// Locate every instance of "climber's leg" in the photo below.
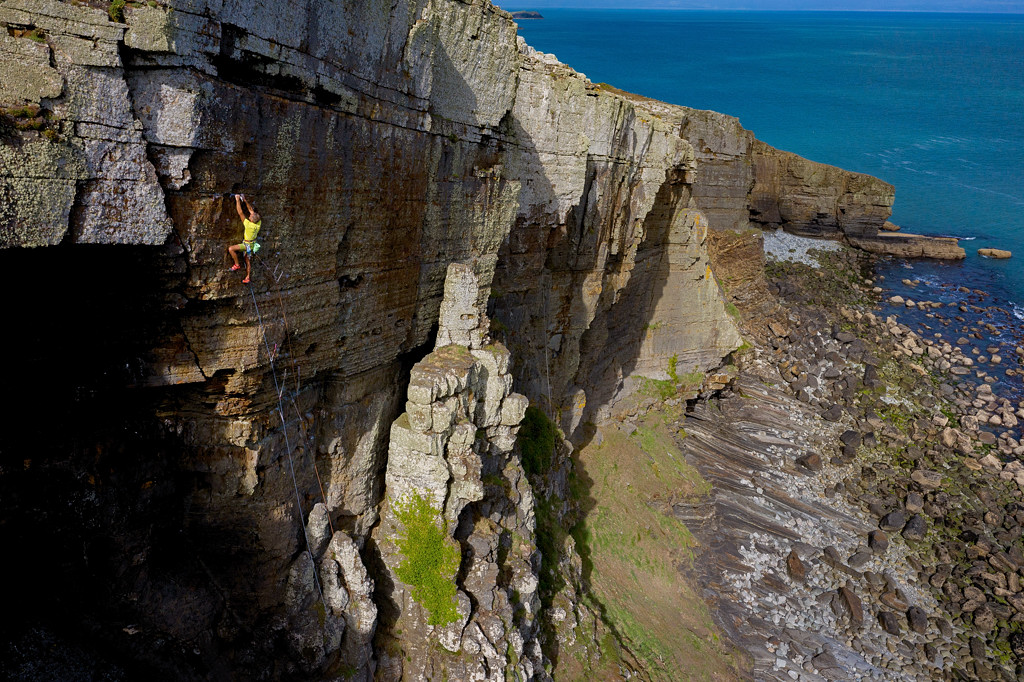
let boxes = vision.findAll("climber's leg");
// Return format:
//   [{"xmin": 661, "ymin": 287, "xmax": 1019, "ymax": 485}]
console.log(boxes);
[
  {"xmin": 242, "ymin": 246, "xmax": 252, "ymax": 284},
  {"xmin": 228, "ymin": 243, "xmax": 242, "ymax": 270}
]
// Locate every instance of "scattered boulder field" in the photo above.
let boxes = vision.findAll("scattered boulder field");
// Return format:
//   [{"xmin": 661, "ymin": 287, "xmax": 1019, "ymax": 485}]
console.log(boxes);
[{"xmin": 674, "ymin": 243, "xmax": 1024, "ymax": 681}]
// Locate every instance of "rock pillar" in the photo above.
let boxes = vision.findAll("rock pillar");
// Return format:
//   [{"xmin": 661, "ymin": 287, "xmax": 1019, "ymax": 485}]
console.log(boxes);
[{"xmin": 372, "ymin": 263, "xmax": 540, "ymax": 681}]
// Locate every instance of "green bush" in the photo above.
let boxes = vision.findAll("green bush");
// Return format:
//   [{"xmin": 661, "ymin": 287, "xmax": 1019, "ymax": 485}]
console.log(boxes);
[
  {"xmin": 109, "ymin": 0, "xmax": 126, "ymax": 22},
  {"xmin": 393, "ymin": 493, "xmax": 461, "ymax": 626},
  {"xmin": 519, "ymin": 406, "xmax": 557, "ymax": 476}
]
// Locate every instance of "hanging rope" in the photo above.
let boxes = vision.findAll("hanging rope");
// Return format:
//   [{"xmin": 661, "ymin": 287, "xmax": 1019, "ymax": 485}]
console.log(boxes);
[
  {"xmin": 543, "ymin": 272, "xmax": 553, "ymax": 415},
  {"xmin": 252, "ymin": 253, "xmax": 334, "ymax": 536},
  {"xmin": 248, "ymin": 282, "xmax": 326, "ymax": 605}
]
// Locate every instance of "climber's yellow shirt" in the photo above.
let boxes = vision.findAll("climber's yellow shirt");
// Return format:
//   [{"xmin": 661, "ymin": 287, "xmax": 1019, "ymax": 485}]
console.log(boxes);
[{"xmin": 243, "ymin": 218, "xmax": 261, "ymax": 242}]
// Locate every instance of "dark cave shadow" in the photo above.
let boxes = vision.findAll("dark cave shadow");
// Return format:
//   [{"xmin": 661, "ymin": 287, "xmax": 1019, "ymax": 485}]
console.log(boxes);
[{"xmin": 0, "ymin": 244, "xmax": 234, "ymax": 680}]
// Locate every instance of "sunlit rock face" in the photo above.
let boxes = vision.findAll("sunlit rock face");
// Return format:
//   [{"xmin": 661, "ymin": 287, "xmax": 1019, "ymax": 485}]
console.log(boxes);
[{"xmin": 0, "ymin": 0, "xmax": 888, "ymax": 678}]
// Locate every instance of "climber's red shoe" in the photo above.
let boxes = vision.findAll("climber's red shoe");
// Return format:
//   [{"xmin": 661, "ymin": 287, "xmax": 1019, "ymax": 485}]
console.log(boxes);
[
  {"xmin": 230, "ymin": 264, "xmax": 241, "ymax": 271},
  {"xmin": 242, "ymin": 276, "xmax": 250, "ymax": 284}
]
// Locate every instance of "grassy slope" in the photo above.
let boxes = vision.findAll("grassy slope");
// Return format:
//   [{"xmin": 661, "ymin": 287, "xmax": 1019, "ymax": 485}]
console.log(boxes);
[{"xmin": 555, "ymin": 413, "xmax": 746, "ymax": 681}]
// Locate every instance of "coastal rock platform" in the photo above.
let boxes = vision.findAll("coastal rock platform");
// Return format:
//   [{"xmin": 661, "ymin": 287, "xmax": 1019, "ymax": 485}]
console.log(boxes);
[
  {"xmin": 678, "ymin": 373, "xmax": 945, "ymax": 681},
  {"xmin": 848, "ymin": 232, "xmax": 966, "ymax": 260}
]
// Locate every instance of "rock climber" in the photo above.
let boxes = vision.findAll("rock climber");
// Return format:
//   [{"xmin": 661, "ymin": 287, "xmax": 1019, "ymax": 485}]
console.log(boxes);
[{"xmin": 228, "ymin": 193, "xmax": 261, "ymax": 284}]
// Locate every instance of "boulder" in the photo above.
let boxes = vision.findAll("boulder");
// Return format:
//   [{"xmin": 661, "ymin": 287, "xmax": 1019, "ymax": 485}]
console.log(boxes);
[
  {"xmin": 880, "ymin": 592, "xmax": 908, "ymax": 611},
  {"xmin": 978, "ymin": 248, "xmax": 1012, "ymax": 259},
  {"xmin": 811, "ymin": 651, "xmax": 850, "ymax": 680},
  {"xmin": 973, "ymin": 603, "xmax": 997, "ymax": 632},
  {"xmin": 1010, "ymin": 632, "xmax": 1024, "ymax": 661},
  {"xmin": 878, "ymin": 610, "xmax": 901, "ymax": 635},
  {"xmin": 906, "ymin": 606, "xmax": 928, "ymax": 634},
  {"xmin": 848, "ymin": 551, "xmax": 872, "ymax": 568},
  {"xmin": 879, "ymin": 510, "xmax": 908, "ymax": 531},
  {"xmin": 797, "ymin": 452, "xmax": 823, "ymax": 472},
  {"xmin": 902, "ymin": 514, "xmax": 927, "ymax": 542},
  {"xmin": 822, "ymin": 404, "xmax": 844, "ymax": 422},
  {"xmin": 787, "ymin": 550, "xmax": 806, "ymax": 583},
  {"xmin": 838, "ymin": 585, "xmax": 864, "ymax": 625},
  {"xmin": 868, "ymin": 530, "xmax": 889, "ymax": 554},
  {"xmin": 840, "ymin": 430, "xmax": 862, "ymax": 447},
  {"xmin": 910, "ymin": 469, "xmax": 943, "ymax": 490},
  {"xmin": 768, "ymin": 319, "xmax": 790, "ymax": 338}
]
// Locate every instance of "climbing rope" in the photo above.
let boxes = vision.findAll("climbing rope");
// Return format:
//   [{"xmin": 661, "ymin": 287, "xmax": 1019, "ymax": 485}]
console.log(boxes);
[
  {"xmin": 252, "ymin": 253, "xmax": 335, "ymax": 536},
  {"xmin": 248, "ymin": 282, "xmax": 326, "ymax": 605},
  {"xmin": 543, "ymin": 272, "xmax": 553, "ymax": 414}
]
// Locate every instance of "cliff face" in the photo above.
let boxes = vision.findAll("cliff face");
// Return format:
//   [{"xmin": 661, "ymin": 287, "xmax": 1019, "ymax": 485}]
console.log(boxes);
[{"xmin": 0, "ymin": 1, "xmax": 892, "ymax": 679}]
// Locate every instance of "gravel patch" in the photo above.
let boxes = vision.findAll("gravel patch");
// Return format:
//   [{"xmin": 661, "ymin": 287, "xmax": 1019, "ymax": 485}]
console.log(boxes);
[{"xmin": 764, "ymin": 229, "xmax": 843, "ymax": 266}]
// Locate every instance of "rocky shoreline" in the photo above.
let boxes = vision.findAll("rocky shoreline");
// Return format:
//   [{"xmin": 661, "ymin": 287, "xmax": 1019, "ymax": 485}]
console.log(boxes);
[{"xmin": 670, "ymin": 241, "xmax": 1024, "ymax": 680}]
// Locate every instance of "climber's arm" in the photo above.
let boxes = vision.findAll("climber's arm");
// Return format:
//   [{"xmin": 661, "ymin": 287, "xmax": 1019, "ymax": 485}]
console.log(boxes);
[
  {"xmin": 242, "ymin": 195, "xmax": 260, "ymax": 223},
  {"xmin": 234, "ymin": 194, "xmax": 247, "ymax": 222},
  {"xmin": 242, "ymin": 195, "xmax": 257, "ymax": 216}
]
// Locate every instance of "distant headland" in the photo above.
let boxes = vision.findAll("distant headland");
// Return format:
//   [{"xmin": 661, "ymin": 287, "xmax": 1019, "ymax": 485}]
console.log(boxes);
[{"xmin": 510, "ymin": 11, "xmax": 543, "ymax": 19}]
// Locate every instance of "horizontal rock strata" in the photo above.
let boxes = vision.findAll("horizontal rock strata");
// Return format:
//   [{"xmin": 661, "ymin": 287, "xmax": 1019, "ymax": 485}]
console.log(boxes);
[{"xmin": 0, "ymin": 0, "xmax": 903, "ymax": 678}]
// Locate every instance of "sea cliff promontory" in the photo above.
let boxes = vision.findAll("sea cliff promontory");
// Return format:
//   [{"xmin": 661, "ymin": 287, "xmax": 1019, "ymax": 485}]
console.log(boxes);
[{"xmin": 2, "ymin": 1, "xmax": 986, "ymax": 680}]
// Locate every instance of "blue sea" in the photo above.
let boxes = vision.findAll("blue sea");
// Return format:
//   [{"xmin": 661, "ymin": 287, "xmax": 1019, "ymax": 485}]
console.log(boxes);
[{"xmin": 509, "ymin": 10, "xmax": 1024, "ymax": 320}]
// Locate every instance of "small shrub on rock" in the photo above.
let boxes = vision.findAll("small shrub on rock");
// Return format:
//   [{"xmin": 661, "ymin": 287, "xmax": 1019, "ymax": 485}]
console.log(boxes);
[{"xmin": 108, "ymin": 0, "xmax": 126, "ymax": 22}]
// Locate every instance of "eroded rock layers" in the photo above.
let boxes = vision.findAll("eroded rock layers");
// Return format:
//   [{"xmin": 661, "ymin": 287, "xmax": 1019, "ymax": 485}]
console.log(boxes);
[{"xmin": 0, "ymin": 0, "xmax": 892, "ymax": 679}]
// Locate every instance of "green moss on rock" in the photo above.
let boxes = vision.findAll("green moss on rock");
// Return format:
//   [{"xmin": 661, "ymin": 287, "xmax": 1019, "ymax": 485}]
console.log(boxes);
[{"xmin": 393, "ymin": 493, "xmax": 461, "ymax": 626}]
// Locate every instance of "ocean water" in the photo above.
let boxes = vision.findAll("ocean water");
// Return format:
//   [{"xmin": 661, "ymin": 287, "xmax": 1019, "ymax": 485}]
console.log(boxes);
[{"xmin": 510, "ymin": 10, "xmax": 1024, "ymax": 314}]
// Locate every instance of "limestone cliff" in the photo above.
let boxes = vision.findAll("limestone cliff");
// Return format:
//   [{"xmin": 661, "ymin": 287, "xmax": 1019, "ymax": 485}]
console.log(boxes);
[{"xmin": 0, "ymin": 1, "xmax": 892, "ymax": 679}]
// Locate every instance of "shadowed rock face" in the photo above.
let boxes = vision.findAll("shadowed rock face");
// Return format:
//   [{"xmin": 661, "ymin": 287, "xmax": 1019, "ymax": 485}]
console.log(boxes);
[{"xmin": 0, "ymin": 0, "xmax": 891, "ymax": 678}]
